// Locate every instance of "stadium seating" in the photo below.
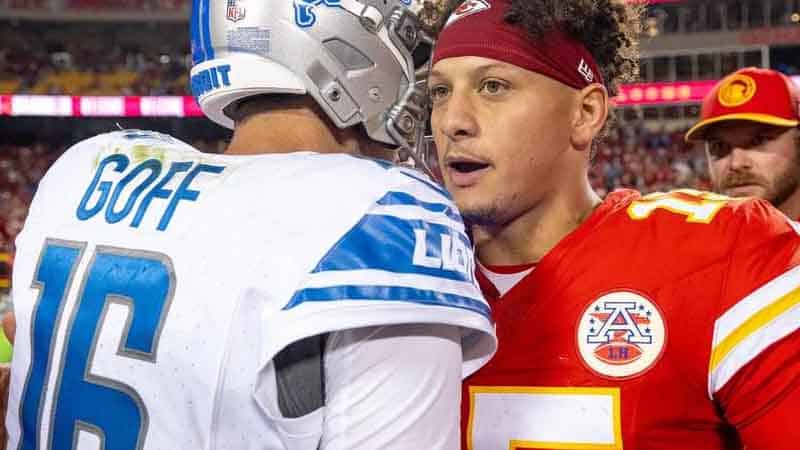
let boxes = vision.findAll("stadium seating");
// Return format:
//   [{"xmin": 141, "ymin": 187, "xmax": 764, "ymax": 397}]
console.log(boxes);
[{"xmin": 0, "ymin": 23, "xmax": 189, "ymax": 96}]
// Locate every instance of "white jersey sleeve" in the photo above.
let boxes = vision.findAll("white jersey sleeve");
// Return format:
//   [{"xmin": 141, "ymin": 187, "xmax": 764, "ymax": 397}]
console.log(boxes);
[{"xmin": 262, "ymin": 163, "xmax": 495, "ymax": 378}]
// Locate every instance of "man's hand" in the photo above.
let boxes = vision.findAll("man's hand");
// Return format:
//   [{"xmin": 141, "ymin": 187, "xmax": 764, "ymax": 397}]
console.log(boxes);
[
  {"xmin": 2, "ymin": 313, "xmax": 13, "ymax": 345},
  {"xmin": 0, "ymin": 311, "xmax": 14, "ymax": 450}
]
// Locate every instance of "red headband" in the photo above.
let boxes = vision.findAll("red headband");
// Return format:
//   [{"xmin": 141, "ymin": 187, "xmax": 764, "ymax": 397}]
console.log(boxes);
[{"xmin": 432, "ymin": 0, "xmax": 604, "ymax": 90}]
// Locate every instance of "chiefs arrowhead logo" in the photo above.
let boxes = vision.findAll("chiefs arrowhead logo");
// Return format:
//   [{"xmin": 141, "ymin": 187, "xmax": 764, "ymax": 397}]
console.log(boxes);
[{"xmin": 444, "ymin": 0, "xmax": 491, "ymax": 28}]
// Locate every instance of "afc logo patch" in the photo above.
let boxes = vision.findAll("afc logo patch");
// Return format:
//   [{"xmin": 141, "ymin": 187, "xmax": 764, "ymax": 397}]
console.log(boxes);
[{"xmin": 576, "ymin": 291, "xmax": 667, "ymax": 379}]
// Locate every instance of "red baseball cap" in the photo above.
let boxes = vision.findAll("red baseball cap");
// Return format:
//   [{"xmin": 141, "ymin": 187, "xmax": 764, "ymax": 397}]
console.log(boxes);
[{"xmin": 685, "ymin": 67, "xmax": 800, "ymax": 142}]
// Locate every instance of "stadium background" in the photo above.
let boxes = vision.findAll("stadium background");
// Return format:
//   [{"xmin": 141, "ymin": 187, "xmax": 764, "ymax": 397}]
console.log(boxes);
[{"xmin": 0, "ymin": 0, "xmax": 799, "ymax": 302}]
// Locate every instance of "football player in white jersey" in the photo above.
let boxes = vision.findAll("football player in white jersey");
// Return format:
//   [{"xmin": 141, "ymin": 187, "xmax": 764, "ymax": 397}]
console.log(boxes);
[{"xmin": 2, "ymin": 1, "xmax": 496, "ymax": 449}]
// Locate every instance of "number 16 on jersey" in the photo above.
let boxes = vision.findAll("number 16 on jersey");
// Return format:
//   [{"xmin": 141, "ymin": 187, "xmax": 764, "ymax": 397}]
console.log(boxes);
[{"xmin": 18, "ymin": 239, "xmax": 174, "ymax": 450}]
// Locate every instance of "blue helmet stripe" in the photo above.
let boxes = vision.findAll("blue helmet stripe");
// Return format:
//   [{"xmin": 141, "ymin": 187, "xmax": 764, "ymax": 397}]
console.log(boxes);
[
  {"xmin": 201, "ymin": 0, "xmax": 215, "ymax": 60},
  {"xmin": 284, "ymin": 285, "xmax": 491, "ymax": 319},
  {"xmin": 190, "ymin": 0, "xmax": 204, "ymax": 64}
]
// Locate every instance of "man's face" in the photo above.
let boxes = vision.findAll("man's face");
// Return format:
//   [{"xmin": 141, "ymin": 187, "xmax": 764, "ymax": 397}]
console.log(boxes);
[
  {"xmin": 705, "ymin": 122, "xmax": 800, "ymax": 208},
  {"xmin": 428, "ymin": 56, "xmax": 577, "ymax": 226}
]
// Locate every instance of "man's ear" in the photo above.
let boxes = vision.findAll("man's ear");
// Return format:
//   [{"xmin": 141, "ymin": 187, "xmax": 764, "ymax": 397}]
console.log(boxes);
[{"xmin": 571, "ymin": 83, "xmax": 609, "ymax": 152}]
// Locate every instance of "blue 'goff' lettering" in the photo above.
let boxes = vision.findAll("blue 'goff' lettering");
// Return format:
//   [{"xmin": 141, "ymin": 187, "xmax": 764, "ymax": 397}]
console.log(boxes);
[
  {"xmin": 77, "ymin": 154, "xmax": 129, "ymax": 220},
  {"xmin": 105, "ymin": 159, "xmax": 162, "ymax": 224},
  {"xmin": 76, "ymin": 154, "xmax": 225, "ymax": 231}
]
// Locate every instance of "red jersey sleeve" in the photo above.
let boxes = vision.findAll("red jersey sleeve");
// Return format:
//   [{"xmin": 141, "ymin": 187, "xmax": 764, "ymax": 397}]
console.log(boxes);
[
  {"xmin": 737, "ymin": 371, "xmax": 800, "ymax": 450},
  {"xmin": 709, "ymin": 199, "xmax": 800, "ymax": 428}
]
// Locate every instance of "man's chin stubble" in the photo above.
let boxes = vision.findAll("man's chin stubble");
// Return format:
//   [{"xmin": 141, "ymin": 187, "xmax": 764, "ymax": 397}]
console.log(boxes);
[{"xmin": 462, "ymin": 205, "xmax": 503, "ymax": 227}]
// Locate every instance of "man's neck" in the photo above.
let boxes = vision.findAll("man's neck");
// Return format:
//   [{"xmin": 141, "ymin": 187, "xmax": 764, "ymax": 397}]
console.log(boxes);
[
  {"xmin": 472, "ymin": 178, "xmax": 601, "ymax": 266},
  {"xmin": 225, "ymin": 107, "xmax": 358, "ymax": 156}
]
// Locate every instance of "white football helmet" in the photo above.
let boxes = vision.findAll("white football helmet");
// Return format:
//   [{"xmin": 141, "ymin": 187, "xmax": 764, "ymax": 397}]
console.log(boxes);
[{"xmin": 190, "ymin": 0, "xmax": 434, "ymax": 162}]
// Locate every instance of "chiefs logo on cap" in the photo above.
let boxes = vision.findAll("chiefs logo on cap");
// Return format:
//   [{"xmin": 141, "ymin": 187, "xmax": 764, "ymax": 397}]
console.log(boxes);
[
  {"xmin": 444, "ymin": 0, "xmax": 491, "ymax": 28},
  {"xmin": 685, "ymin": 67, "xmax": 800, "ymax": 142},
  {"xmin": 718, "ymin": 74, "xmax": 757, "ymax": 108}
]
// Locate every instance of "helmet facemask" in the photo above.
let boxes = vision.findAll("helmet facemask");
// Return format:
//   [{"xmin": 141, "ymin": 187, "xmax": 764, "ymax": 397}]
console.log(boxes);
[{"xmin": 383, "ymin": 6, "xmax": 437, "ymax": 175}]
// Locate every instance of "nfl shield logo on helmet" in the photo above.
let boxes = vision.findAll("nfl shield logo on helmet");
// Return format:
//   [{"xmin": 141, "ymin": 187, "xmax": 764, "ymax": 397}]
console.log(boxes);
[
  {"xmin": 577, "ymin": 291, "xmax": 667, "ymax": 379},
  {"xmin": 226, "ymin": 0, "xmax": 246, "ymax": 22}
]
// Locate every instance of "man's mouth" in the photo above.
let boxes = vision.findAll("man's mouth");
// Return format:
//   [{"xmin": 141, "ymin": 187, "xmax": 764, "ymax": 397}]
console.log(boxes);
[
  {"xmin": 444, "ymin": 156, "xmax": 491, "ymax": 188},
  {"xmin": 723, "ymin": 182, "xmax": 762, "ymax": 195},
  {"xmin": 448, "ymin": 160, "xmax": 491, "ymax": 173},
  {"xmin": 724, "ymin": 180, "xmax": 760, "ymax": 189}
]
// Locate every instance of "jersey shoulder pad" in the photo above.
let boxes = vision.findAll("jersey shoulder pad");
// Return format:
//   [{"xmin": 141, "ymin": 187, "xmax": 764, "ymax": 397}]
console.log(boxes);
[
  {"xmin": 619, "ymin": 189, "xmax": 796, "ymax": 246},
  {"xmin": 722, "ymin": 195, "xmax": 797, "ymax": 234},
  {"xmin": 55, "ymin": 129, "xmax": 197, "ymax": 169}
]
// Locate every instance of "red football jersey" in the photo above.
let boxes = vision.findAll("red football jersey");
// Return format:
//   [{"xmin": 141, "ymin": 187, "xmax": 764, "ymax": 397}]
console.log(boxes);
[{"xmin": 463, "ymin": 189, "xmax": 800, "ymax": 450}]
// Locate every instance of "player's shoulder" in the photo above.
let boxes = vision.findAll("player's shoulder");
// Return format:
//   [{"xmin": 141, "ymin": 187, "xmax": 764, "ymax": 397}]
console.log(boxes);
[
  {"xmin": 66, "ymin": 129, "xmax": 194, "ymax": 154},
  {"xmin": 718, "ymin": 195, "xmax": 799, "ymax": 236},
  {"xmin": 605, "ymin": 188, "xmax": 797, "ymax": 243},
  {"xmin": 50, "ymin": 129, "xmax": 198, "ymax": 175},
  {"xmin": 323, "ymin": 155, "xmax": 454, "ymax": 202},
  {"xmin": 291, "ymin": 155, "xmax": 458, "ymax": 220},
  {"xmin": 272, "ymin": 157, "xmax": 492, "ymax": 370},
  {"xmin": 376, "ymin": 162, "xmax": 457, "ymax": 213}
]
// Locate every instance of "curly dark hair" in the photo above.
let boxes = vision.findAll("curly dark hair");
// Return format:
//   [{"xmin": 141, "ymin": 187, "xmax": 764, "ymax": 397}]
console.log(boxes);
[
  {"xmin": 499, "ymin": 0, "xmax": 642, "ymax": 152},
  {"xmin": 503, "ymin": 0, "xmax": 642, "ymax": 97}
]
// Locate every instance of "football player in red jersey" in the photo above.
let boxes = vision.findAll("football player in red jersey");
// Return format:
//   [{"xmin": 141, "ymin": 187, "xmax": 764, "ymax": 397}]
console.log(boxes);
[
  {"xmin": 428, "ymin": 0, "xmax": 800, "ymax": 449},
  {"xmin": 686, "ymin": 67, "xmax": 800, "ymax": 220}
]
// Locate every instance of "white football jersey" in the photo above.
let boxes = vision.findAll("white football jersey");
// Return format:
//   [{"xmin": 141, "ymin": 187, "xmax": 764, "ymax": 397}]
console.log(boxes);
[{"xmin": 6, "ymin": 130, "xmax": 495, "ymax": 450}]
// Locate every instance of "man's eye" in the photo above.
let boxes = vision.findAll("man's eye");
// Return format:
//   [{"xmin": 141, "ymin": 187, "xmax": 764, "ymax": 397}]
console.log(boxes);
[
  {"xmin": 752, "ymin": 135, "xmax": 771, "ymax": 147},
  {"xmin": 429, "ymin": 85, "xmax": 449, "ymax": 101},
  {"xmin": 707, "ymin": 141, "xmax": 730, "ymax": 159},
  {"xmin": 479, "ymin": 80, "xmax": 507, "ymax": 95}
]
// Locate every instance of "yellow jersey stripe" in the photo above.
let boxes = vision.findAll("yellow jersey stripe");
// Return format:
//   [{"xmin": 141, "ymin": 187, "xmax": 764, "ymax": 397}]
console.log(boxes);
[
  {"xmin": 713, "ymin": 266, "xmax": 800, "ymax": 348},
  {"xmin": 710, "ymin": 285, "xmax": 800, "ymax": 372}
]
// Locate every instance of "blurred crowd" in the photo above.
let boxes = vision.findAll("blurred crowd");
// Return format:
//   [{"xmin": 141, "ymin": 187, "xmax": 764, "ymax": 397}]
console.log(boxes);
[
  {"xmin": 0, "ymin": 22, "xmax": 190, "ymax": 95},
  {"xmin": 2, "ymin": 0, "xmax": 187, "ymax": 10},
  {"xmin": 0, "ymin": 142, "xmax": 60, "ymax": 252},
  {"xmin": 590, "ymin": 124, "xmax": 710, "ymax": 197},
  {"xmin": 0, "ymin": 127, "xmax": 708, "ymax": 252}
]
